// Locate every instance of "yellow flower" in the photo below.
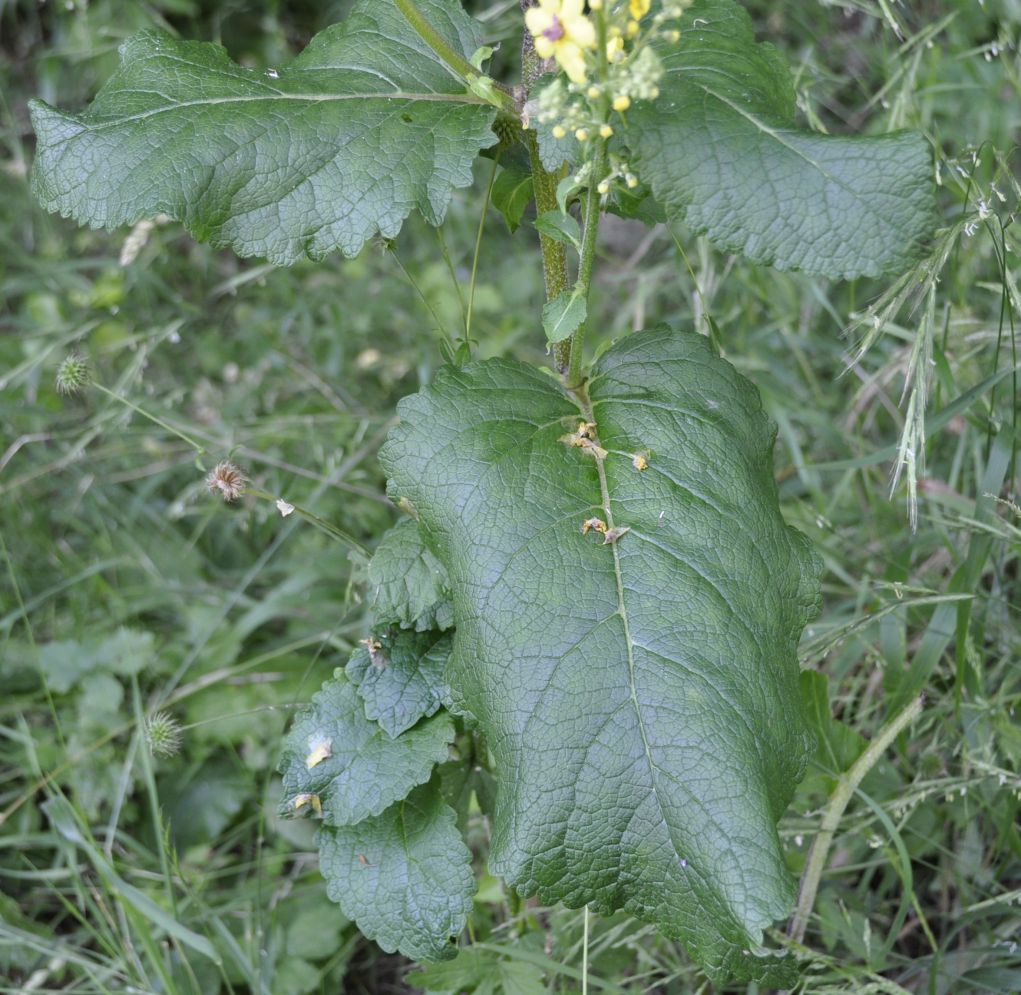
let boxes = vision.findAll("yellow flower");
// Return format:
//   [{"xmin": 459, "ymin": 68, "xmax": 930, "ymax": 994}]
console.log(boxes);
[
  {"xmin": 525, "ymin": 0, "xmax": 597, "ymax": 84},
  {"xmin": 606, "ymin": 35, "xmax": 624, "ymax": 63},
  {"xmin": 629, "ymin": 0, "xmax": 651, "ymax": 17}
]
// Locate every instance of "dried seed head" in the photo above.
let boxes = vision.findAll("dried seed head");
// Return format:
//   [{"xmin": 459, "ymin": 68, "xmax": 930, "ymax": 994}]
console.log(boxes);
[
  {"xmin": 55, "ymin": 353, "xmax": 91, "ymax": 395},
  {"xmin": 206, "ymin": 460, "xmax": 247, "ymax": 502},
  {"xmin": 145, "ymin": 711, "xmax": 183, "ymax": 758}
]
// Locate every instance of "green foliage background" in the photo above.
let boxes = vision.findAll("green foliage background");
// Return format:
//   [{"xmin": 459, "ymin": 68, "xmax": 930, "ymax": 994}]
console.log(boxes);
[{"xmin": 1, "ymin": 1, "xmax": 1019, "ymax": 993}]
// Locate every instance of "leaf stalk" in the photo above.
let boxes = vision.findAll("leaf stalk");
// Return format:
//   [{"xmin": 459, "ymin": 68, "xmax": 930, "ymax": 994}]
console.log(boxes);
[{"xmin": 393, "ymin": 0, "xmax": 516, "ymax": 112}]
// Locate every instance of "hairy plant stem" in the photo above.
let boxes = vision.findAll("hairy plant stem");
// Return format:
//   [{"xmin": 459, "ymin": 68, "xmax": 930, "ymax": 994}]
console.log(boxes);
[
  {"xmin": 525, "ymin": 131, "xmax": 572, "ymax": 372},
  {"xmin": 393, "ymin": 0, "xmax": 516, "ymax": 112},
  {"xmin": 565, "ymin": 7, "xmax": 611, "ymax": 387},
  {"xmin": 788, "ymin": 695, "xmax": 925, "ymax": 945},
  {"xmin": 520, "ymin": 3, "xmax": 572, "ymax": 374},
  {"xmin": 567, "ymin": 143, "xmax": 607, "ymax": 387}
]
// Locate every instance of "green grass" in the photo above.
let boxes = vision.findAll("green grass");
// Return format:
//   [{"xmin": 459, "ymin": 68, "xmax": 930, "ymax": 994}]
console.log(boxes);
[{"xmin": 1, "ymin": 1, "xmax": 1019, "ymax": 993}]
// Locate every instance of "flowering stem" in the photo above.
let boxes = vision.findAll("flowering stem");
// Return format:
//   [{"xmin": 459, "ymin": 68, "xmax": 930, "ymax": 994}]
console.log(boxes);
[
  {"xmin": 393, "ymin": 0, "xmax": 516, "ymax": 112},
  {"xmin": 248, "ymin": 486, "xmax": 371, "ymax": 558},
  {"xmin": 566, "ymin": 7, "xmax": 611, "ymax": 387},
  {"xmin": 787, "ymin": 694, "xmax": 925, "ymax": 945},
  {"xmin": 526, "ymin": 132, "xmax": 572, "ymax": 374},
  {"xmin": 567, "ymin": 144, "xmax": 606, "ymax": 387},
  {"xmin": 521, "ymin": 5, "xmax": 573, "ymax": 374}
]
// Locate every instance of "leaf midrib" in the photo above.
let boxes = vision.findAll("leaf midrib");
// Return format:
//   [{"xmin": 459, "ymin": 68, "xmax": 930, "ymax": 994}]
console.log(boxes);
[
  {"xmin": 56, "ymin": 89, "xmax": 486, "ymax": 134},
  {"xmin": 574, "ymin": 391, "xmax": 671, "ymax": 834}
]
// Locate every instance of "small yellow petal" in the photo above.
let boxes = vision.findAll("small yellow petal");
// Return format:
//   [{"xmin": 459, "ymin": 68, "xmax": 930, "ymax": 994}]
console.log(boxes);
[
  {"xmin": 612, "ymin": 94, "xmax": 631, "ymax": 111},
  {"xmin": 599, "ymin": 124, "xmax": 614, "ymax": 138},
  {"xmin": 552, "ymin": 124, "xmax": 567, "ymax": 139},
  {"xmin": 525, "ymin": 8, "xmax": 554, "ymax": 36},
  {"xmin": 567, "ymin": 15, "xmax": 597, "ymax": 48},
  {"xmin": 629, "ymin": 0, "xmax": 651, "ymax": 18},
  {"xmin": 558, "ymin": 43, "xmax": 589, "ymax": 83},
  {"xmin": 534, "ymin": 35, "xmax": 555, "ymax": 59},
  {"xmin": 575, "ymin": 127, "xmax": 590, "ymax": 141}
]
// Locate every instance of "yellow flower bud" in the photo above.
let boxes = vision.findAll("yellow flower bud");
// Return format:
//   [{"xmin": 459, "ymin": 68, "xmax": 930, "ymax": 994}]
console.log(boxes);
[
  {"xmin": 599, "ymin": 124, "xmax": 614, "ymax": 138},
  {"xmin": 552, "ymin": 124, "xmax": 567, "ymax": 139},
  {"xmin": 587, "ymin": 85, "xmax": 602, "ymax": 99},
  {"xmin": 612, "ymin": 94, "xmax": 631, "ymax": 111},
  {"xmin": 626, "ymin": 174, "xmax": 639, "ymax": 189},
  {"xmin": 627, "ymin": 19, "xmax": 640, "ymax": 36},
  {"xmin": 575, "ymin": 127, "xmax": 590, "ymax": 141},
  {"xmin": 629, "ymin": 0, "xmax": 651, "ymax": 17},
  {"xmin": 650, "ymin": 87, "xmax": 660, "ymax": 100},
  {"xmin": 597, "ymin": 180, "xmax": 610, "ymax": 195},
  {"xmin": 667, "ymin": 29, "xmax": 682, "ymax": 43}
]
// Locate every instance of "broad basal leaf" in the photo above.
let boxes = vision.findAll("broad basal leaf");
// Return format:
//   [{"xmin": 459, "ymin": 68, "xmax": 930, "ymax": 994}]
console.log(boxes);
[
  {"xmin": 369, "ymin": 518, "xmax": 454, "ymax": 631},
  {"xmin": 29, "ymin": 0, "xmax": 497, "ymax": 264},
  {"xmin": 347, "ymin": 629, "xmax": 452, "ymax": 738},
  {"xmin": 279, "ymin": 672, "xmax": 452, "ymax": 826},
  {"xmin": 627, "ymin": 0, "xmax": 935, "ymax": 279},
  {"xmin": 381, "ymin": 326, "xmax": 820, "ymax": 983},
  {"xmin": 318, "ymin": 780, "xmax": 475, "ymax": 962}
]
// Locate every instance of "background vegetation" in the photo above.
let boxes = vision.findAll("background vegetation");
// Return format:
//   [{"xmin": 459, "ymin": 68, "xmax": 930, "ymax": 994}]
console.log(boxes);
[{"xmin": 1, "ymin": 1, "xmax": 1018, "ymax": 992}]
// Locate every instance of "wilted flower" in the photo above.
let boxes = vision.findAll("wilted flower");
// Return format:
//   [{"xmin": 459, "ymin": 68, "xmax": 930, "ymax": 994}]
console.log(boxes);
[
  {"xmin": 206, "ymin": 460, "xmax": 247, "ymax": 502},
  {"xmin": 525, "ymin": 0, "xmax": 596, "ymax": 84}
]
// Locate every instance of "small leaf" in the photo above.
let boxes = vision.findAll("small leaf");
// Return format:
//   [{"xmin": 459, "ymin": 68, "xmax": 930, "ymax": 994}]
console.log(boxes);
[
  {"xmin": 491, "ymin": 166, "xmax": 534, "ymax": 234},
  {"xmin": 533, "ymin": 210, "xmax": 581, "ymax": 249},
  {"xmin": 627, "ymin": 0, "xmax": 936, "ymax": 278},
  {"xmin": 347, "ymin": 630, "xmax": 452, "ymax": 738},
  {"xmin": 318, "ymin": 781, "xmax": 475, "ymax": 962},
  {"xmin": 369, "ymin": 519, "xmax": 453, "ymax": 632},
  {"xmin": 279, "ymin": 673, "xmax": 452, "ymax": 826},
  {"xmin": 531, "ymin": 75, "xmax": 581, "ymax": 172},
  {"xmin": 542, "ymin": 289, "xmax": 587, "ymax": 345},
  {"xmin": 30, "ymin": 1, "xmax": 497, "ymax": 265},
  {"xmin": 800, "ymin": 670, "xmax": 867, "ymax": 777},
  {"xmin": 381, "ymin": 326, "xmax": 821, "ymax": 983}
]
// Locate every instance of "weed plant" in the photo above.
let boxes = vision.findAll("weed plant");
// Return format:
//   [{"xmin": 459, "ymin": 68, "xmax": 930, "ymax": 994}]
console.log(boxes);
[{"xmin": 1, "ymin": 1, "xmax": 1019, "ymax": 993}]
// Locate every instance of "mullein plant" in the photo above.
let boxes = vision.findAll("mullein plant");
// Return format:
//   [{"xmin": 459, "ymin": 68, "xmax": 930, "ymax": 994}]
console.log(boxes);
[{"xmin": 32, "ymin": 0, "xmax": 937, "ymax": 983}]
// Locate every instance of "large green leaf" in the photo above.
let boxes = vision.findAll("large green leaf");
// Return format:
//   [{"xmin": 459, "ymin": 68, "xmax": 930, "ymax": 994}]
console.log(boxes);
[
  {"xmin": 29, "ymin": 0, "xmax": 497, "ymax": 264},
  {"xmin": 318, "ymin": 781, "xmax": 475, "ymax": 962},
  {"xmin": 381, "ymin": 326, "xmax": 820, "ymax": 982},
  {"xmin": 627, "ymin": 0, "xmax": 935, "ymax": 279},
  {"xmin": 278, "ymin": 672, "xmax": 452, "ymax": 826}
]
